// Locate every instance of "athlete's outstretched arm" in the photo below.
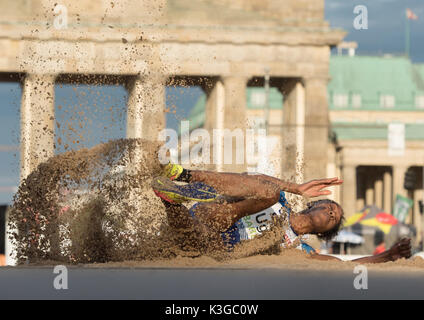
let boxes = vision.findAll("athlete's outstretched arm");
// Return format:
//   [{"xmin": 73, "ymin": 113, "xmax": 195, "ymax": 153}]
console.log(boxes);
[
  {"xmin": 309, "ymin": 238, "xmax": 411, "ymax": 264},
  {"xmin": 190, "ymin": 170, "xmax": 342, "ymax": 199},
  {"xmin": 251, "ymin": 174, "xmax": 343, "ymax": 198}
]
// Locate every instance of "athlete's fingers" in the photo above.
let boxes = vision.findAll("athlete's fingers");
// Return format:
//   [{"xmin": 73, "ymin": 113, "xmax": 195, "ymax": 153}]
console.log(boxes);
[
  {"xmin": 313, "ymin": 177, "xmax": 337, "ymax": 184},
  {"xmin": 400, "ymin": 245, "xmax": 411, "ymax": 253},
  {"xmin": 394, "ymin": 238, "xmax": 412, "ymax": 256},
  {"xmin": 399, "ymin": 238, "xmax": 411, "ymax": 245},
  {"xmin": 324, "ymin": 178, "xmax": 343, "ymax": 186},
  {"xmin": 317, "ymin": 190, "xmax": 332, "ymax": 196},
  {"xmin": 400, "ymin": 245, "xmax": 412, "ymax": 256},
  {"xmin": 401, "ymin": 242, "xmax": 411, "ymax": 250},
  {"xmin": 331, "ymin": 179, "xmax": 343, "ymax": 185},
  {"xmin": 313, "ymin": 178, "xmax": 343, "ymax": 186},
  {"xmin": 317, "ymin": 184, "xmax": 338, "ymax": 192},
  {"xmin": 305, "ymin": 178, "xmax": 329, "ymax": 186},
  {"xmin": 401, "ymin": 248, "xmax": 411, "ymax": 254}
]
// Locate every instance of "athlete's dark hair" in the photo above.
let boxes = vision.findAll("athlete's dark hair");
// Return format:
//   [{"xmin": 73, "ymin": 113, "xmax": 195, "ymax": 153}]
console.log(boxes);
[{"xmin": 303, "ymin": 199, "xmax": 345, "ymax": 241}]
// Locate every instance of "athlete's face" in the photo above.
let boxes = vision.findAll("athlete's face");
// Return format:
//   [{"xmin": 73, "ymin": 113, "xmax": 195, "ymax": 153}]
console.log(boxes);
[{"xmin": 307, "ymin": 202, "xmax": 343, "ymax": 234}]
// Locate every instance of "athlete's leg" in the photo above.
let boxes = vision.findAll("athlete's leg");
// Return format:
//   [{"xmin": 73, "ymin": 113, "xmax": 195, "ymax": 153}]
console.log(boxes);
[
  {"xmin": 160, "ymin": 184, "xmax": 280, "ymax": 233},
  {"xmin": 189, "ymin": 170, "xmax": 280, "ymax": 200},
  {"xmin": 157, "ymin": 168, "xmax": 282, "ymax": 231},
  {"xmin": 190, "ymin": 191, "xmax": 280, "ymax": 232}
]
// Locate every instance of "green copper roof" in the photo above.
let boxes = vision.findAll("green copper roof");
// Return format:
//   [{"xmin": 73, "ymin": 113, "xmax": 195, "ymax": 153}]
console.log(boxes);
[
  {"xmin": 332, "ymin": 122, "xmax": 424, "ymax": 141},
  {"xmin": 328, "ymin": 56, "xmax": 424, "ymax": 110},
  {"xmin": 412, "ymin": 63, "xmax": 424, "ymax": 91}
]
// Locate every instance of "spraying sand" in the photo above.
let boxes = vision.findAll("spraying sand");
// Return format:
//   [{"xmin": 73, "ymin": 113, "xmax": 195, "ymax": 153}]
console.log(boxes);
[{"xmin": 8, "ymin": 138, "xmax": 287, "ymax": 264}]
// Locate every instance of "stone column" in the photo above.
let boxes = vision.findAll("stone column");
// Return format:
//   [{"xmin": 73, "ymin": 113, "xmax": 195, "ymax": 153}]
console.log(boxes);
[
  {"xmin": 383, "ymin": 170, "xmax": 392, "ymax": 213},
  {"xmin": 342, "ymin": 164, "xmax": 356, "ymax": 218},
  {"xmin": 203, "ymin": 78, "xmax": 224, "ymax": 170},
  {"xmin": 280, "ymin": 79, "xmax": 304, "ymax": 182},
  {"xmin": 204, "ymin": 80, "xmax": 219, "ymax": 132},
  {"xmin": 356, "ymin": 197, "xmax": 365, "ymax": 213},
  {"xmin": 303, "ymin": 77, "xmax": 329, "ymax": 181},
  {"xmin": 405, "ymin": 190, "xmax": 414, "ymax": 224},
  {"xmin": 326, "ymin": 160, "xmax": 337, "ymax": 202},
  {"xmin": 126, "ymin": 74, "xmax": 166, "ymax": 141},
  {"xmin": 221, "ymin": 76, "xmax": 248, "ymax": 173},
  {"xmin": 356, "ymin": 170, "xmax": 365, "ymax": 211},
  {"xmin": 365, "ymin": 174, "xmax": 375, "ymax": 206},
  {"xmin": 375, "ymin": 173, "xmax": 383, "ymax": 209},
  {"xmin": 20, "ymin": 73, "xmax": 56, "ymax": 180},
  {"xmin": 393, "ymin": 165, "xmax": 408, "ymax": 201}
]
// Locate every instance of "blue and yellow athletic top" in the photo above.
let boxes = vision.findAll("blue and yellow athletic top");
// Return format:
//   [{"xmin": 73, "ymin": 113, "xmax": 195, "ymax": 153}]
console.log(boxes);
[{"xmin": 189, "ymin": 191, "xmax": 316, "ymax": 254}]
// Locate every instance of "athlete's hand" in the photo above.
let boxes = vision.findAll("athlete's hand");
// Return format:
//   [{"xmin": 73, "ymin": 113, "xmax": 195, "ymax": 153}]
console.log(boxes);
[{"xmin": 297, "ymin": 177, "xmax": 343, "ymax": 198}]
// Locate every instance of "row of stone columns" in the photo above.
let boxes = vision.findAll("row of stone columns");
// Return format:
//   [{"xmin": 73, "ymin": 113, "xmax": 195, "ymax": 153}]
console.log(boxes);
[
  {"xmin": 19, "ymin": 73, "xmax": 166, "ymax": 180},
  {"xmin": 201, "ymin": 75, "xmax": 329, "ymax": 180},
  {"xmin": 360, "ymin": 166, "xmax": 423, "ymax": 245},
  {"xmin": 342, "ymin": 165, "xmax": 422, "ymax": 217},
  {"xmin": 361, "ymin": 168, "xmax": 394, "ymax": 212},
  {"xmin": 20, "ymin": 73, "xmax": 330, "ymax": 187}
]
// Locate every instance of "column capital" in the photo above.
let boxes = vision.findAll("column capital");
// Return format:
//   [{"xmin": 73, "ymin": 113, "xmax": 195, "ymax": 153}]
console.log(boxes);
[
  {"xmin": 135, "ymin": 72, "xmax": 167, "ymax": 83},
  {"xmin": 220, "ymin": 75, "xmax": 249, "ymax": 84},
  {"xmin": 393, "ymin": 164, "xmax": 410, "ymax": 170},
  {"xmin": 22, "ymin": 73, "xmax": 57, "ymax": 84},
  {"xmin": 126, "ymin": 73, "xmax": 167, "ymax": 91},
  {"xmin": 302, "ymin": 75, "xmax": 331, "ymax": 86},
  {"xmin": 342, "ymin": 163, "xmax": 357, "ymax": 169}
]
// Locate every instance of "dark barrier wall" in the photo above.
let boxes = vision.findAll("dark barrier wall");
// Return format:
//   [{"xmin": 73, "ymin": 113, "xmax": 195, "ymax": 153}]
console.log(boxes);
[{"xmin": 0, "ymin": 205, "xmax": 6, "ymax": 254}]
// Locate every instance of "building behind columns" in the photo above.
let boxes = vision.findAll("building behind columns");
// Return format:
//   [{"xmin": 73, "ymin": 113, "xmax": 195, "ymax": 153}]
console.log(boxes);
[{"xmin": 330, "ymin": 54, "xmax": 424, "ymax": 246}]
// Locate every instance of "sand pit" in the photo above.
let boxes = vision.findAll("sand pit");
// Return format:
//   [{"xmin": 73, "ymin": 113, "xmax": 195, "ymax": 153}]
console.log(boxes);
[{"xmin": 82, "ymin": 249, "xmax": 424, "ymax": 274}]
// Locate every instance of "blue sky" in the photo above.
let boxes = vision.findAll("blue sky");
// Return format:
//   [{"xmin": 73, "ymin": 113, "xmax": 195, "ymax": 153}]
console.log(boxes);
[
  {"xmin": 325, "ymin": 0, "xmax": 424, "ymax": 62},
  {"xmin": 0, "ymin": 83, "xmax": 21, "ymax": 204},
  {"xmin": 54, "ymin": 84, "xmax": 128, "ymax": 153},
  {"xmin": 0, "ymin": 1, "xmax": 423, "ymax": 203}
]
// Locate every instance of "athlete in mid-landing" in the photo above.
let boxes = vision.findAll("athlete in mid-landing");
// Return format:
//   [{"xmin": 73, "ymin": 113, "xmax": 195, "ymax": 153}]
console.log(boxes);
[{"xmin": 152, "ymin": 164, "xmax": 411, "ymax": 263}]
